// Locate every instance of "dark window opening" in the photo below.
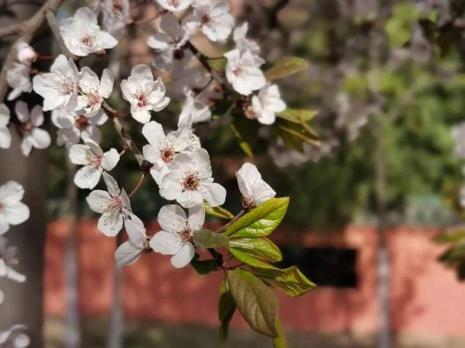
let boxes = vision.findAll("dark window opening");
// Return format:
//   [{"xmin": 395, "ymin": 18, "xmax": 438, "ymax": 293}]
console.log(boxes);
[{"xmin": 279, "ymin": 246, "xmax": 358, "ymax": 288}]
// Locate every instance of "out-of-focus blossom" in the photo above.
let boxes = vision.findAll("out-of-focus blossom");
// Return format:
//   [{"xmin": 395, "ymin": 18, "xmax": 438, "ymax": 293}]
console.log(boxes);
[
  {"xmin": 0, "ymin": 104, "xmax": 11, "ymax": 149},
  {"xmin": 60, "ymin": 7, "xmax": 118, "ymax": 56},
  {"xmin": 14, "ymin": 102, "xmax": 50, "ymax": 156},
  {"xmin": 0, "ymin": 182, "xmax": 29, "ymax": 235}
]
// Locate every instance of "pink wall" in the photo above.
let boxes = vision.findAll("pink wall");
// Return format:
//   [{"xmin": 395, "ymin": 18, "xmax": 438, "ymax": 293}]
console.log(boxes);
[{"xmin": 44, "ymin": 220, "xmax": 465, "ymax": 336}]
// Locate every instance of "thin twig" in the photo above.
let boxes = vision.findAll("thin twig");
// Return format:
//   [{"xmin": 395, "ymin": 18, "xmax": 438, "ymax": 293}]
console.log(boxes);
[
  {"xmin": 0, "ymin": 23, "xmax": 22, "ymax": 38},
  {"xmin": 128, "ymin": 173, "xmax": 146, "ymax": 198},
  {"xmin": 45, "ymin": 10, "xmax": 76, "ymax": 59},
  {"xmin": 102, "ymin": 101, "xmax": 152, "ymax": 172},
  {"xmin": 215, "ymin": 209, "xmax": 245, "ymax": 234},
  {"xmin": 185, "ymin": 41, "xmax": 227, "ymax": 87}
]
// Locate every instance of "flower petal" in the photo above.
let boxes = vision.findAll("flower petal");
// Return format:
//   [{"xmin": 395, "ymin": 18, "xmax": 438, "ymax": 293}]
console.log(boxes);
[
  {"xmin": 86, "ymin": 190, "xmax": 111, "ymax": 213},
  {"xmin": 149, "ymin": 230, "xmax": 182, "ymax": 256},
  {"xmin": 115, "ymin": 241, "xmax": 143, "ymax": 268},
  {"xmin": 74, "ymin": 165, "xmax": 103, "ymax": 189},
  {"xmin": 4, "ymin": 202, "xmax": 29, "ymax": 225},
  {"xmin": 170, "ymin": 242, "xmax": 195, "ymax": 268},
  {"xmin": 102, "ymin": 148, "xmax": 120, "ymax": 171},
  {"xmin": 157, "ymin": 204, "xmax": 187, "ymax": 233},
  {"xmin": 97, "ymin": 210, "xmax": 123, "ymax": 237}
]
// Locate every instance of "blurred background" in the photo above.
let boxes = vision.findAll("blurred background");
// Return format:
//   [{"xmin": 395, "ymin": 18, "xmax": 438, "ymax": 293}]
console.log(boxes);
[{"xmin": 3, "ymin": 0, "xmax": 465, "ymax": 347}]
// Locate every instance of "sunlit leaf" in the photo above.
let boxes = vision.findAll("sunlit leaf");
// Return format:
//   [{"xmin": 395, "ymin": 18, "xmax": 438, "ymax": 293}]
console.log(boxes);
[
  {"xmin": 265, "ymin": 56, "xmax": 310, "ymax": 81},
  {"xmin": 229, "ymin": 238, "xmax": 283, "ymax": 262},
  {"xmin": 225, "ymin": 198, "xmax": 290, "ymax": 238}
]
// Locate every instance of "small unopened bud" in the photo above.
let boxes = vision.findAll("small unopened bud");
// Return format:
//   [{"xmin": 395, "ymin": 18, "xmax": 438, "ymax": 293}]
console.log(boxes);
[{"xmin": 16, "ymin": 42, "xmax": 38, "ymax": 65}]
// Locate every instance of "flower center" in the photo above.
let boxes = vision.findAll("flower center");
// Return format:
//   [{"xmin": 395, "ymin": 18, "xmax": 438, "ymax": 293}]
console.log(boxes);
[
  {"xmin": 179, "ymin": 227, "xmax": 193, "ymax": 242},
  {"xmin": 19, "ymin": 121, "xmax": 33, "ymax": 134},
  {"xmin": 61, "ymin": 79, "xmax": 76, "ymax": 95},
  {"xmin": 233, "ymin": 66, "xmax": 242, "ymax": 76},
  {"xmin": 90, "ymin": 155, "xmax": 102, "ymax": 167},
  {"xmin": 88, "ymin": 93, "xmax": 102, "ymax": 107},
  {"xmin": 242, "ymin": 196, "xmax": 256, "ymax": 210},
  {"xmin": 160, "ymin": 146, "xmax": 175, "ymax": 163},
  {"xmin": 109, "ymin": 196, "xmax": 123, "ymax": 210},
  {"xmin": 201, "ymin": 14, "xmax": 210, "ymax": 25},
  {"xmin": 182, "ymin": 173, "xmax": 200, "ymax": 191},
  {"xmin": 81, "ymin": 34, "xmax": 95, "ymax": 47},
  {"xmin": 137, "ymin": 94, "xmax": 149, "ymax": 108},
  {"xmin": 75, "ymin": 115, "xmax": 90, "ymax": 130},
  {"xmin": 170, "ymin": 0, "xmax": 180, "ymax": 8}
]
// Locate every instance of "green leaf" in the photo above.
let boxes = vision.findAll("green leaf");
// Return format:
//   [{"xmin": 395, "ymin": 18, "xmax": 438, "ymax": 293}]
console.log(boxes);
[
  {"xmin": 272, "ymin": 318, "xmax": 288, "ymax": 348},
  {"xmin": 227, "ymin": 269, "xmax": 278, "ymax": 337},
  {"xmin": 204, "ymin": 202, "xmax": 234, "ymax": 220},
  {"xmin": 253, "ymin": 266, "xmax": 316, "ymax": 297},
  {"xmin": 228, "ymin": 238, "xmax": 283, "ymax": 262},
  {"xmin": 229, "ymin": 247, "xmax": 278, "ymax": 269},
  {"xmin": 265, "ymin": 56, "xmax": 309, "ymax": 81},
  {"xmin": 225, "ymin": 198, "xmax": 290, "ymax": 238},
  {"xmin": 278, "ymin": 109, "xmax": 317, "ymax": 123},
  {"xmin": 276, "ymin": 118, "xmax": 320, "ymax": 152},
  {"xmin": 218, "ymin": 280, "xmax": 236, "ymax": 339},
  {"xmin": 194, "ymin": 229, "xmax": 229, "ymax": 248}
]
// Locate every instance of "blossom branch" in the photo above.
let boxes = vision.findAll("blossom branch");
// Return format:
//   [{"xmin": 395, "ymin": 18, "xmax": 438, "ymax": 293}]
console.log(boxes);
[
  {"xmin": 0, "ymin": 0, "xmax": 65, "ymax": 102},
  {"xmin": 101, "ymin": 102, "xmax": 152, "ymax": 173},
  {"xmin": 185, "ymin": 41, "xmax": 227, "ymax": 87},
  {"xmin": 45, "ymin": 10, "xmax": 76, "ymax": 59},
  {"xmin": 128, "ymin": 173, "xmax": 146, "ymax": 198}
]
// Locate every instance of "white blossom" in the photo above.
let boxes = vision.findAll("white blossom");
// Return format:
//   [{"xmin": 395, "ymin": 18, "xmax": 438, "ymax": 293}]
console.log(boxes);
[
  {"xmin": 121, "ymin": 65, "xmax": 170, "ymax": 124},
  {"xmin": 86, "ymin": 173, "xmax": 131, "ymax": 236},
  {"xmin": 248, "ymin": 84, "xmax": 286, "ymax": 125},
  {"xmin": 156, "ymin": 0, "xmax": 192, "ymax": 12},
  {"xmin": 236, "ymin": 162, "xmax": 276, "ymax": 208},
  {"xmin": 0, "ymin": 104, "xmax": 11, "ymax": 149},
  {"xmin": 16, "ymin": 42, "xmax": 37, "ymax": 65},
  {"xmin": 32, "ymin": 55, "xmax": 79, "ymax": 111},
  {"xmin": 178, "ymin": 90, "xmax": 212, "ymax": 127},
  {"xmin": 6, "ymin": 63, "xmax": 32, "ymax": 101},
  {"xmin": 115, "ymin": 213, "xmax": 148, "ymax": 267},
  {"xmin": 184, "ymin": 0, "xmax": 234, "ymax": 42},
  {"xmin": 224, "ymin": 48, "xmax": 266, "ymax": 96},
  {"xmin": 0, "ymin": 325, "xmax": 30, "ymax": 348},
  {"xmin": 100, "ymin": 0, "xmax": 130, "ymax": 39},
  {"xmin": 159, "ymin": 148, "xmax": 226, "ymax": 208},
  {"xmin": 149, "ymin": 204, "xmax": 204, "ymax": 268},
  {"xmin": 52, "ymin": 109, "xmax": 107, "ymax": 148},
  {"xmin": 0, "ymin": 182, "xmax": 30, "ymax": 235},
  {"xmin": 233, "ymin": 23, "xmax": 264, "ymax": 65},
  {"xmin": 14, "ymin": 102, "xmax": 51, "ymax": 157},
  {"xmin": 77, "ymin": 67, "xmax": 114, "ymax": 115},
  {"xmin": 142, "ymin": 121, "xmax": 198, "ymax": 185},
  {"xmin": 69, "ymin": 139, "xmax": 120, "ymax": 189},
  {"xmin": 60, "ymin": 7, "xmax": 118, "ymax": 57},
  {"xmin": 0, "ymin": 237, "xmax": 26, "ymax": 283},
  {"xmin": 147, "ymin": 14, "xmax": 189, "ymax": 63}
]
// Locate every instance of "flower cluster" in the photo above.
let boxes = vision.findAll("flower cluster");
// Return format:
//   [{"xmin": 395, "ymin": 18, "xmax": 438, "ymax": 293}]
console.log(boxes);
[{"xmin": 0, "ymin": 181, "xmax": 30, "ymax": 346}]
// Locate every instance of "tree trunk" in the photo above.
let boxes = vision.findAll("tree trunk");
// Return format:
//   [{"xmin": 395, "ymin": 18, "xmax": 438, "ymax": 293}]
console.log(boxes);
[
  {"xmin": 0, "ymin": 133, "xmax": 47, "ymax": 347},
  {"xmin": 0, "ymin": 2, "xmax": 48, "ymax": 346}
]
